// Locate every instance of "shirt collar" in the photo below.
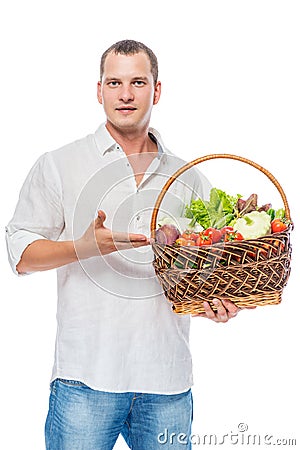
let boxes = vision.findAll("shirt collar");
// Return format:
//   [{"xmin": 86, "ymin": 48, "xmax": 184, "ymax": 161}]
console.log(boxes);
[
  {"xmin": 93, "ymin": 123, "xmax": 117, "ymax": 155},
  {"xmin": 93, "ymin": 122, "xmax": 167, "ymax": 157}
]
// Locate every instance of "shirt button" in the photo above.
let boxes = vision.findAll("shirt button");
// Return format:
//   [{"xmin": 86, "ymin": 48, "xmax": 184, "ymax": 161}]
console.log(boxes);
[{"xmin": 136, "ymin": 216, "xmax": 140, "ymax": 221}]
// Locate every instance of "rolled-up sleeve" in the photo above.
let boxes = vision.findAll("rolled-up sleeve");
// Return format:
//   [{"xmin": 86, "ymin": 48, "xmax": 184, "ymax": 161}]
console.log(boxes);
[{"xmin": 5, "ymin": 152, "xmax": 65, "ymax": 275}]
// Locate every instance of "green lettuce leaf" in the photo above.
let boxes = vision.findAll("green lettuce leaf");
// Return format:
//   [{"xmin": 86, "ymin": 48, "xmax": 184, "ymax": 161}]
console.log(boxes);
[{"xmin": 185, "ymin": 188, "xmax": 241, "ymax": 229}]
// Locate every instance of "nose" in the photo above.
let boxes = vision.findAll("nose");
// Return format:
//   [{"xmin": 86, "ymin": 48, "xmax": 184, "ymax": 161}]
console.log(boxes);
[{"xmin": 119, "ymin": 83, "xmax": 134, "ymax": 103}]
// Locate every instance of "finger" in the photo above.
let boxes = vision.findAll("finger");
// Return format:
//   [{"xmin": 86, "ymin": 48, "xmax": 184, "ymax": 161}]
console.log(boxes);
[
  {"xmin": 112, "ymin": 231, "xmax": 148, "ymax": 243},
  {"xmin": 202, "ymin": 301, "xmax": 217, "ymax": 321},
  {"xmin": 95, "ymin": 210, "xmax": 106, "ymax": 228},
  {"xmin": 242, "ymin": 305, "xmax": 257, "ymax": 309},
  {"xmin": 212, "ymin": 299, "xmax": 229, "ymax": 322},
  {"xmin": 221, "ymin": 299, "xmax": 240, "ymax": 317},
  {"xmin": 131, "ymin": 237, "xmax": 150, "ymax": 246},
  {"xmin": 114, "ymin": 238, "xmax": 150, "ymax": 251}
]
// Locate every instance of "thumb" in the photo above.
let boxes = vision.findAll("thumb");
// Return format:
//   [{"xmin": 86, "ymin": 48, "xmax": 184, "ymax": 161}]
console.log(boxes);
[{"xmin": 95, "ymin": 210, "xmax": 106, "ymax": 228}]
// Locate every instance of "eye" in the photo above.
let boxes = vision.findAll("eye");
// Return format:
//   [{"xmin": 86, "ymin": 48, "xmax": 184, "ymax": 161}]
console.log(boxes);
[
  {"xmin": 133, "ymin": 80, "xmax": 146, "ymax": 87},
  {"xmin": 107, "ymin": 81, "xmax": 120, "ymax": 87}
]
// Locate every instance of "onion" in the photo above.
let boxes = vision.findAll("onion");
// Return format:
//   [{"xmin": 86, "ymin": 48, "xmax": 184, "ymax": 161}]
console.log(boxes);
[{"xmin": 155, "ymin": 224, "xmax": 180, "ymax": 245}]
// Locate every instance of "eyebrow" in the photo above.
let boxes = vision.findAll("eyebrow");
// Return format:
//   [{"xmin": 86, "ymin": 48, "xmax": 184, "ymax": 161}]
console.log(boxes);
[
  {"xmin": 131, "ymin": 76, "xmax": 149, "ymax": 81},
  {"xmin": 105, "ymin": 76, "xmax": 149, "ymax": 82}
]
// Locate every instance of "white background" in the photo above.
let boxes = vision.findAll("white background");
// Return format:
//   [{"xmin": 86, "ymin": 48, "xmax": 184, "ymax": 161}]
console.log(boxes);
[{"xmin": 1, "ymin": 0, "xmax": 299, "ymax": 448}]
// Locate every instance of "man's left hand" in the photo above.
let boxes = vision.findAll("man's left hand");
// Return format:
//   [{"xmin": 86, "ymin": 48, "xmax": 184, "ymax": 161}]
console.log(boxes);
[{"xmin": 192, "ymin": 298, "xmax": 241, "ymax": 323}]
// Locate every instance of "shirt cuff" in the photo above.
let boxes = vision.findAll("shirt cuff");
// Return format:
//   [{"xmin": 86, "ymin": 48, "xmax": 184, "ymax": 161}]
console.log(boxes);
[{"xmin": 5, "ymin": 228, "xmax": 47, "ymax": 275}]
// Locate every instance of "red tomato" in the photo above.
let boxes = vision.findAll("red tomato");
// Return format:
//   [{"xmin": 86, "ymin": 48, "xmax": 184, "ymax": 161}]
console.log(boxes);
[
  {"xmin": 224, "ymin": 230, "xmax": 244, "ymax": 242},
  {"xmin": 235, "ymin": 232, "xmax": 244, "ymax": 241},
  {"xmin": 220, "ymin": 226, "xmax": 234, "ymax": 236},
  {"xmin": 175, "ymin": 237, "xmax": 188, "ymax": 246},
  {"xmin": 271, "ymin": 219, "xmax": 288, "ymax": 233},
  {"xmin": 181, "ymin": 231, "xmax": 192, "ymax": 240},
  {"xmin": 175, "ymin": 237, "xmax": 196, "ymax": 246},
  {"xmin": 181, "ymin": 231, "xmax": 199, "ymax": 241},
  {"xmin": 203, "ymin": 227, "xmax": 222, "ymax": 243},
  {"xmin": 196, "ymin": 233, "xmax": 213, "ymax": 246},
  {"xmin": 185, "ymin": 239, "xmax": 196, "ymax": 246}
]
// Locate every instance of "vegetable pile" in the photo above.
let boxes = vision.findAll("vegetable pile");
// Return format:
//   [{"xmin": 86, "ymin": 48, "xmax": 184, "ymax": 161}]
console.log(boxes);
[{"xmin": 155, "ymin": 188, "xmax": 289, "ymax": 246}]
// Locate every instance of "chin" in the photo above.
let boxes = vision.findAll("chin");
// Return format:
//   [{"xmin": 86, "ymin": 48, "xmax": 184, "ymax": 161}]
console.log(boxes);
[{"xmin": 109, "ymin": 119, "xmax": 140, "ymax": 131}]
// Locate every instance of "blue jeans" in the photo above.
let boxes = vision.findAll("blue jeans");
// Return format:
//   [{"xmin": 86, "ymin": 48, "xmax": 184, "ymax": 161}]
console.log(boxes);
[{"xmin": 45, "ymin": 379, "xmax": 193, "ymax": 449}]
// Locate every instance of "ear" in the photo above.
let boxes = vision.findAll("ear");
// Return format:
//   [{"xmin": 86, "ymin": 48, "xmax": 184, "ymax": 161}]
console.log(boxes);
[
  {"xmin": 153, "ymin": 81, "xmax": 161, "ymax": 105},
  {"xmin": 97, "ymin": 81, "xmax": 103, "ymax": 104}
]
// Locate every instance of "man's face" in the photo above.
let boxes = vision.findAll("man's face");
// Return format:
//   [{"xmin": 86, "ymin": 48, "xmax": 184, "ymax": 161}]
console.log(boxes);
[{"xmin": 97, "ymin": 51, "xmax": 161, "ymax": 133}]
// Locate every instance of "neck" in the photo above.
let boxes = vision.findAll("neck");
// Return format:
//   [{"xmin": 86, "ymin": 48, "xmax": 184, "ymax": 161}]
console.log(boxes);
[{"xmin": 105, "ymin": 122, "xmax": 157, "ymax": 156}]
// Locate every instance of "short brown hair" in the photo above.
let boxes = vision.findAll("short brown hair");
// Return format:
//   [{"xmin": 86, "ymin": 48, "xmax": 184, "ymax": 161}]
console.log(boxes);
[{"xmin": 100, "ymin": 39, "xmax": 158, "ymax": 84}]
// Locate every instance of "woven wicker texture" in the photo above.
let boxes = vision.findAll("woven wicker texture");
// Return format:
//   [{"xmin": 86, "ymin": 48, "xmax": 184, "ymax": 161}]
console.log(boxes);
[{"xmin": 151, "ymin": 154, "xmax": 293, "ymax": 314}]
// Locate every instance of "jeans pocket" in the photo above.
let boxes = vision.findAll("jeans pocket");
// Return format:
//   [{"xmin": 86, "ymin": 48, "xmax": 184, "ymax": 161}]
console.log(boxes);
[{"xmin": 56, "ymin": 378, "xmax": 87, "ymax": 387}]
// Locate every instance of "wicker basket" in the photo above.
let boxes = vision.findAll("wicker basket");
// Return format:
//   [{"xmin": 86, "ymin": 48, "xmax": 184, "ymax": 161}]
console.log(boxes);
[{"xmin": 151, "ymin": 154, "xmax": 293, "ymax": 314}]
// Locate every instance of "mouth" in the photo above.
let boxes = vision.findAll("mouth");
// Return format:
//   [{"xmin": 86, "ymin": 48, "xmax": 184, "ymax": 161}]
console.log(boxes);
[{"xmin": 115, "ymin": 106, "xmax": 137, "ymax": 113}]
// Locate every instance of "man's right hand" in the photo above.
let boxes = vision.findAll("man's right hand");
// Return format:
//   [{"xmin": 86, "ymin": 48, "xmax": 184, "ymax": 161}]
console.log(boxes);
[
  {"xmin": 75, "ymin": 210, "xmax": 150, "ymax": 259},
  {"xmin": 16, "ymin": 210, "xmax": 150, "ymax": 274}
]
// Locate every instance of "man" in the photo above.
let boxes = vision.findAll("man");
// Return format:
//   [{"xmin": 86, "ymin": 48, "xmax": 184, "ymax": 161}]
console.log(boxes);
[{"xmin": 6, "ymin": 40, "xmax": 240, "ymax": 449}]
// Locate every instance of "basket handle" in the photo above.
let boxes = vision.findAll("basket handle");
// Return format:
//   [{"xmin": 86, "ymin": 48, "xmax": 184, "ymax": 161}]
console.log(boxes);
[{"xmin": 150, "ymin": 153, "xmax": 292, "ymax": 236}]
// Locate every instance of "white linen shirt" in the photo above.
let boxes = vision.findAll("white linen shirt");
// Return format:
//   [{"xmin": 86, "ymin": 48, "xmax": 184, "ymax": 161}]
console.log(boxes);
[{"xmin": 6, "ymin": 123, "xmax": 204, "ymax": 394}]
